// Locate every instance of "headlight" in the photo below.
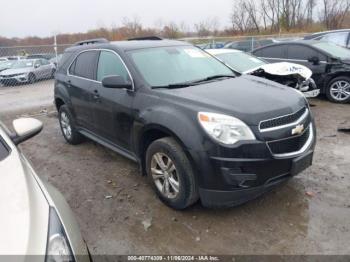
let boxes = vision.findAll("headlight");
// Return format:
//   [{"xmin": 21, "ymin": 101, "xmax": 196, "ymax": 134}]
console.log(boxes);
[
  {"xmin": 46, "ymin": 207, "xmax": 74, "ymax": 262},
  {"xmin": 17, "ymin": 74, "xmax": 27, "ymax": 78},
  {"xmin": 198, "ymin": 112, "xmax": 255, "ymax": 145}
]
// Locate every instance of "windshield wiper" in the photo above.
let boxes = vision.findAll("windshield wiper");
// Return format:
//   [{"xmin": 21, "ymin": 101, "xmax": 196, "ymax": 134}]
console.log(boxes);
[
  {"xmin": 152, "ymin": 75, "xmax": 235, "ymax": 89},
  {"xmin": 152, "ymin": 82, "xmax": 197, "ymax": 89},
  {"xmin": 191, "ymin": 74, "xmax": 235, "ymax": 84}
]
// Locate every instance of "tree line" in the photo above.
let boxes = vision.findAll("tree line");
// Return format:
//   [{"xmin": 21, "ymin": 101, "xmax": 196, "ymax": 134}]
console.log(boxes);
[{"xmin": 1, "ymin": 0, "xmax": 350, "ymax": 47}]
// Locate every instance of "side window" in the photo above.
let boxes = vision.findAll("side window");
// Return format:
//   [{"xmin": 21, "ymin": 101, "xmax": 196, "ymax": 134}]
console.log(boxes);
[
  {"xmin": 320, "ymin": 32, "xmax": 348, "ymax": 47},
  {"xmin": 287, "ymin": 45, "xmax": 326, "ymax": 61},
  {"xmin": 34, "ymin": 60, "xmax": 41, "ymax": 67},
  {"xmin": 254, "ymin": 45, "xmax": 285, "ymax": 59},
  {"xmin": 96, "ymin": 51, "xmax": 130, "ymax": 82},
  {"xmin": 41, "ymin": 59, "xmax": 49, "ymax": 65},
  {"xmin": 70, "ymin": 51, "xmax": 99, "ymax": 80}
]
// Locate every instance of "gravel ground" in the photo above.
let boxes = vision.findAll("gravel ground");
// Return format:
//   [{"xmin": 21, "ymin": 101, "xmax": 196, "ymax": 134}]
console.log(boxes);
[{"xmin": 0, "ymin": 86, "xmax": 349, "ymax": 255}]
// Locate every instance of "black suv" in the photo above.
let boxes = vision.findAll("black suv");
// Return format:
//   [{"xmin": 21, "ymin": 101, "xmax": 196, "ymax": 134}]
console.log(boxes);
[{"xmin": 54, "ymin": 38, "xmax": 316, "ymax": 209}]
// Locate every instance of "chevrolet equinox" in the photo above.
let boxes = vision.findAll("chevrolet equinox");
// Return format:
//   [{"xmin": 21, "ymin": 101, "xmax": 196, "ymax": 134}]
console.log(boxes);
[{"xmin": 54, "ymin": 38, "xmax": 316, "ymax": 209}]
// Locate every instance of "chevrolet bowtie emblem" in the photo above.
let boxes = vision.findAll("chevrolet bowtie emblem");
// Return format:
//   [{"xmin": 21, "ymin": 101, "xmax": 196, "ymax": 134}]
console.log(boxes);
[{"xmin": 292, "ymin": 124, "xmax": 304, "ymax": 135}]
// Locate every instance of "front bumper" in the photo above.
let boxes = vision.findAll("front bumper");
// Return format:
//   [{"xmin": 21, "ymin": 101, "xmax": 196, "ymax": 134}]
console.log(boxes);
[
  {"xmin": 199, "ymin": 149, "xmax": 313, "ymax": 207},
  {"xmin": 0, "ymin": 75, "xmax": 29, "ymax": 85},
  {"xmin": 192, "ymin": 118, "xmax": 316, "ymax": 208}
]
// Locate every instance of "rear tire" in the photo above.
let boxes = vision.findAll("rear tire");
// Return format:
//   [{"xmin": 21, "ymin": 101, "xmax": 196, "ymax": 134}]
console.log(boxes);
[
  {"xmin": 58, "ymin": 105, "xmax": 84, "ymax": 145},
  {"xmin": 326, "ymin": 76, "xmax": 350, "ymax": 103},
  {"xmin": 146, "ymin": 137, "xmax": 199, "ymax": 209}
]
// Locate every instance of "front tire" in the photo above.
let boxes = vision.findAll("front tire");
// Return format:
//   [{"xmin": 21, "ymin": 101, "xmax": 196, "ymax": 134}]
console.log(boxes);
[
  {"xmin": 146, "ymin": 137, "xmax": 199, "ymax": 209},
  {"xmin": 326, "ymin": 76, "xmax": 350, "ymax": 103},
  {"xmin": 28, "ymin": 73, "xmax": 36, "ymax": 84},
  {"xmin": 58, "ymin": 105, "xmax": 84, "ymax": 145}
]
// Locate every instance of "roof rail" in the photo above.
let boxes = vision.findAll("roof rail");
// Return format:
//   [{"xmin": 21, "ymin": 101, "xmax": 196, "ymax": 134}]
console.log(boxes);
[
  {"xmin": 74, "ymin": 38, "xmax": 109, "ymax": 46},
  {"xmin": 128, "ymin": 36, "xmax": 163, "ymax": 41}
]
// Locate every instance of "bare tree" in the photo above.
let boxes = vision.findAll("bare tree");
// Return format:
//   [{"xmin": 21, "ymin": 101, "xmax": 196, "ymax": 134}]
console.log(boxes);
[{"xmin": 320, "ymin": 0, "xmax": 350, "ymax": 29}]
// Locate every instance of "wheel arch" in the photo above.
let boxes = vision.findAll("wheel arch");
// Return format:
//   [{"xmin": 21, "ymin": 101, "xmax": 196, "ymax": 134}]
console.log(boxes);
[
  {"xmin": 136, "ymin": 124, "xmax": 198, "ymax": 177},
  {"xmin": 323, "ymin": 71, "xmax": 350, "ymax": 92}
]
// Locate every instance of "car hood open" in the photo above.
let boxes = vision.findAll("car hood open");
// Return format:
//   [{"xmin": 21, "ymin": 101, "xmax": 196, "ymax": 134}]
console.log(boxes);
[
  {"xmin": 0, "ymin": 146, "xmax": 49, "ymax": 255},
  {"xmin": 159, "ymin": 75, "xmax": 306, "ymax": 126},
  {"xmin": 244, "ymin": 62, "xmax": 312, "ymax": 80}
]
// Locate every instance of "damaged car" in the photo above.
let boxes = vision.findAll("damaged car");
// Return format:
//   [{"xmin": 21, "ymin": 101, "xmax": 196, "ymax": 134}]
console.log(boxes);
[{"xmin": 207, "ymin": 49, "xmax": 320, "ymax": 98}]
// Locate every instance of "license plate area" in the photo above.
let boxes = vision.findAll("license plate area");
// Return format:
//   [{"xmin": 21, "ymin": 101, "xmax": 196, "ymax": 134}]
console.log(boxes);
[{"xmin": 291, "ymin": 151, "xmax": 313, "ymax": 176}]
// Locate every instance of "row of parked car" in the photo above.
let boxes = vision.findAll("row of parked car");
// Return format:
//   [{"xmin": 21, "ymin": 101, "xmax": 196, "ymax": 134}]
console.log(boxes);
[{"xmin": 0, "ymin": 55, "xmax": 57, "ymax": 86}]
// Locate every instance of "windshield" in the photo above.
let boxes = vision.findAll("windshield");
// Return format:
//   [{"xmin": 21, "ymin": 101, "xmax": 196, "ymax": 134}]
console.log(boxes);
[
  {"xmin": 129, "ymin": 46, "xmax": 234, "ymax": 87},
  {"xmin": 215, "ymin": 52, "xmax": 266, "ymax": 72},
  {"xmin": 312, "ymin": 42, "xmax": 350, "ymax": 59},
  {"xmin": 12, "ymin": 60, "xmax": 34, "ymax": 69}
]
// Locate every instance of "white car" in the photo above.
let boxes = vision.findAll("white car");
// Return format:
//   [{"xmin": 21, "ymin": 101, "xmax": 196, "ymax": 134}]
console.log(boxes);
[
  {"xmin": 0, "ymin": 118, "xmax": 90, "ymax": 261},
  {"xmin": 207, "ymin": 49, "xmax": 320, "ymax": 98},
  {"xmin": 0, "ymin": 59, "xmax": 56, "ymax": 85}
]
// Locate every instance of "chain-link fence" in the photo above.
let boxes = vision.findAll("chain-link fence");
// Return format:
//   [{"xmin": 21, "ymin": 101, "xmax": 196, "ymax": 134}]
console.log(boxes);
[{"xmin": 0, "ymin": 44, "xmax": 72, "ymax": 87}]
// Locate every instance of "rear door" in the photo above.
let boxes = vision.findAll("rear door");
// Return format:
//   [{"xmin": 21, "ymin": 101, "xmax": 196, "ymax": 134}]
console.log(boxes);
[
  {"xmin": 90, "ymin": 50, "xmax": 135, "ymax": 151},
  {"xmin": 40, "ymin": 59, "xmax": 52, "ymax": 78},
  {"xmin": 286, "ymin": 44, "xmax": 328, "ymax": 86},
  {"xmin": 67, "ymin": 50, "xmax": 99, "ymax": 130}
]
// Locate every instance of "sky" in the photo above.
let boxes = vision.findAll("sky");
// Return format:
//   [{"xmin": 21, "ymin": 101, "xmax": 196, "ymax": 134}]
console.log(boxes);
[{"xmin": 0, "ymin": 0, "xmax": 233, "ymax": 38}]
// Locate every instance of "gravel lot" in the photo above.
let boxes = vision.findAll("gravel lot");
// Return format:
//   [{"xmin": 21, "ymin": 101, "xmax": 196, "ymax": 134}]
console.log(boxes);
[{"xmin": 1, "ymin": 82, "xmax": 350, "ymax": 255}]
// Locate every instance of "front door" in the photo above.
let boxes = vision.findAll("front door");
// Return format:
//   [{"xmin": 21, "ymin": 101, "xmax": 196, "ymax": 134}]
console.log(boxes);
[{"xmin": 90, "ymin": 50, "xmax": 135, "ymax": 151}]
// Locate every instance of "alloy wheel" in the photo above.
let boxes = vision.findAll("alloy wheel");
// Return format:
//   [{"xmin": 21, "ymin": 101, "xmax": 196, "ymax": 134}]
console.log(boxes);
[
  {"xmin": 330, "ymin": 80, "xmax": 350, "ymax": 102},
  {"xmin": 60, "ymin": 112, "xmax": 72, "ymax": 139},
  {"xmin": 151, "ymin": 152, "xmax": 179, "ymax": 199}
]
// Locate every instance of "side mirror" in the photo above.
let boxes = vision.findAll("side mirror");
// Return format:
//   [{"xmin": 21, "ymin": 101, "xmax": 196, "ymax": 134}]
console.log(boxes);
[
  {"xmin": 308, "ymin": 56, "xmax": 320, "ymax": 65},
  {"xmin": 102, "ymin": 75, "xmax": 132, "ymax": 89},
  {"xmin": 35, "ymin": 64, "xmax": 40, "ymax": 68},
  {"xmin": 11, "ymin": 118, "xmax": 43, "ymax": 145}
]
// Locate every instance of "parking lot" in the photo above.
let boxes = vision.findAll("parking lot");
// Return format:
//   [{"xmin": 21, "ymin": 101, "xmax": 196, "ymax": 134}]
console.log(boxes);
[{"xmin": 0, "ymin": 81, "xmax": 349, "ymax": 255}]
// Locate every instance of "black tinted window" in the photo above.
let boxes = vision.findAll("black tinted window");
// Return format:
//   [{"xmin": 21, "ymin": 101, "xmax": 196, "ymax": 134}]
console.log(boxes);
[
  {"xmin": 287, "ymin": 45, "xmax": 326, "ymax": 60},
  {"xmin": 253, "ymin": 45, "xmax": 285, "ymax": 58},
  {"xmin": 0, "ymin": 138, "xmax": 9, "ymax": 161},
  {"xmin": 70, "ymin": 51, "xmax": 99, "ymax": 80}
]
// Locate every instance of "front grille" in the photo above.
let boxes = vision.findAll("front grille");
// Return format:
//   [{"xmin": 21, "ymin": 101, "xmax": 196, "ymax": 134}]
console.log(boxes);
[
  {"xmin": 267, "ymin": 126, "xmax": 310, "ymax": 155},
  {"xmin": 260, "ymin": 107, "xmax": 307, "ymax": 130}
]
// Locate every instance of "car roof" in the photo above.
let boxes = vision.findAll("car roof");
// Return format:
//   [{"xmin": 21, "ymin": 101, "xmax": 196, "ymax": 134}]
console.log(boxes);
[
  {"xmin": 253, "ymin": 40, "xmax": 324, "ymax": 51},
  {"xmin": 304, "ymin": 29, "xmax": 350, "ymax": 39},
  {"xmin": 206, "ymin": 49, "xmax": 242, "ymax": 55},
  {"xmin": 65, "ymin": 39, "xmax": 192, "ymax": 53}
]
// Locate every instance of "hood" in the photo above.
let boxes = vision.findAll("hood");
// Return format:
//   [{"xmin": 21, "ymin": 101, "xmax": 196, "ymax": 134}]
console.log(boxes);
[
  {"xmin": 244, "ymin": 62, "xmax": 312, "ymax": 80},
  {"xmin": 0, "ymin": 138, "xmax": 49, "ymax": 255},
  {"xmin": 158, "ymin": 75, "xmax": 306, "ymax": 126},
  {"xmin": 0, "ymin": 67, "xmax": 32, "ymax": 76}
]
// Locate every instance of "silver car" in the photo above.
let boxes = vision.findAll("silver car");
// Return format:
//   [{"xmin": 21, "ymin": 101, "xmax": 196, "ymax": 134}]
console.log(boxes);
[
  {"xmin": 0, "ymin": 118, "xmax": 90, "ymax": 261},
  {"xmin": 0, "ymin": 59, "xmax": 56, "ymax": 85}
]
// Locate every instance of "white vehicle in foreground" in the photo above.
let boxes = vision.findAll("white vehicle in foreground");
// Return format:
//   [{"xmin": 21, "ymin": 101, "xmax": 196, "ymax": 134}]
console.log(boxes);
[
  {"xmin": 0, "ymin": 118, "xmax": 90, "ymax": 261},
  {"xmin": 207, "ymin": 49, "xmax": 320, "ymax": 98}
]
